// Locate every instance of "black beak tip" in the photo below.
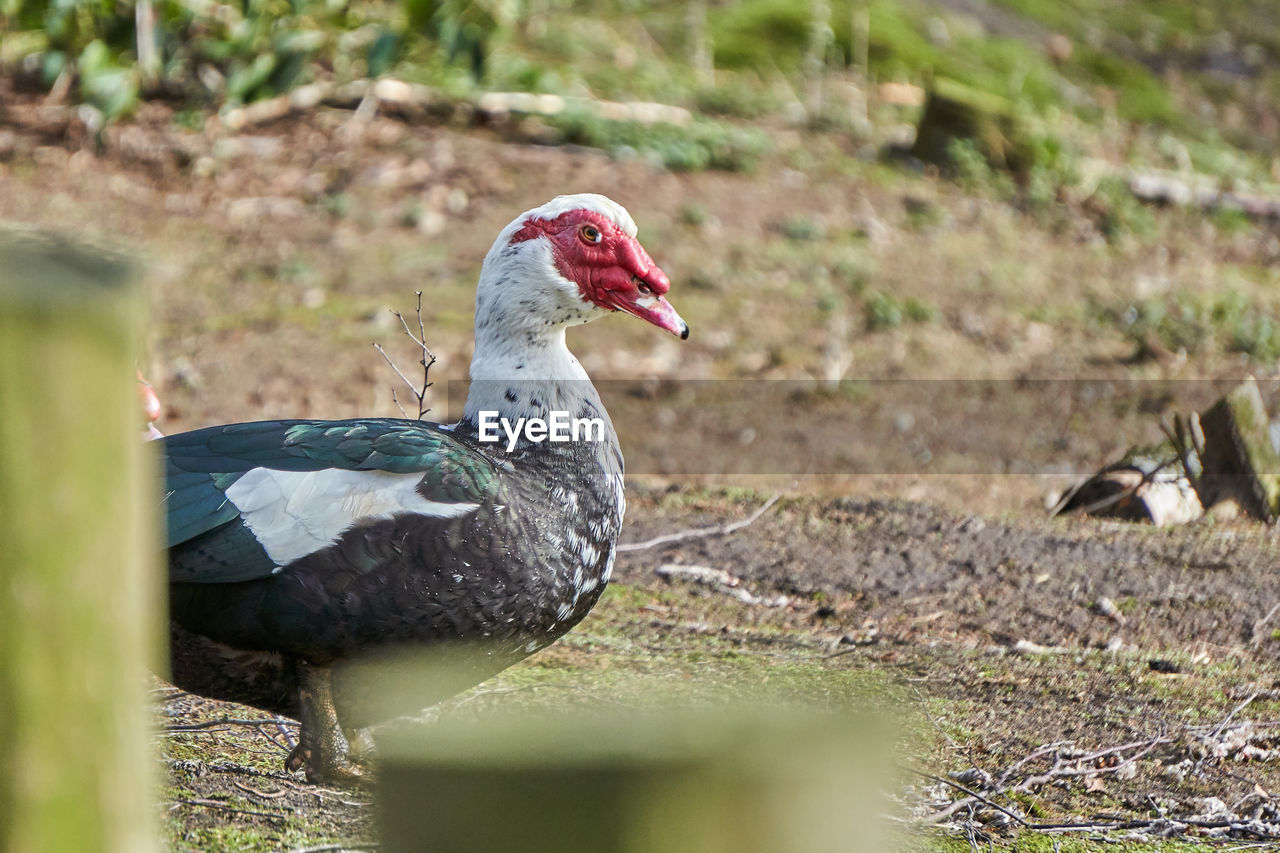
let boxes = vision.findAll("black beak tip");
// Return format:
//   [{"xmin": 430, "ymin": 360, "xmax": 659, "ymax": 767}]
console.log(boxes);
[{"xmin": 679, "ymin": 322, "xmax": 690, "ymax": 341}]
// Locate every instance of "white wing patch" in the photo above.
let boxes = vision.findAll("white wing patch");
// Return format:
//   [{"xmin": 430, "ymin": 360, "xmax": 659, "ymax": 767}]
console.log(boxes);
[{"xmin": 225, "ymin": 468, "xmax": 479, "ymax": 567}]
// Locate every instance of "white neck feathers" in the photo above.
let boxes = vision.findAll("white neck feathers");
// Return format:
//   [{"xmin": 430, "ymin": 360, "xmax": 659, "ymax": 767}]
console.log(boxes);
[{"xmin": 464, "ymin": 234, "xmax": 600, "ymax": 424}]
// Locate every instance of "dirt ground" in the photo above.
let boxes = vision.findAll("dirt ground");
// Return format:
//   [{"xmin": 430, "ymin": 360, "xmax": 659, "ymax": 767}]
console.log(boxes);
[{"xmin": 5, "ymin": 85, "xmax": 1280, "ymax": 849}]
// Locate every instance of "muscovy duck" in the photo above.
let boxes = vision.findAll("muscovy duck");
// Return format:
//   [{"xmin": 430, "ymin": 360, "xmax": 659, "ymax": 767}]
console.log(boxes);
[{"xmin": 161, "ymin": 194, "xmax": 688, "ymax": 783}]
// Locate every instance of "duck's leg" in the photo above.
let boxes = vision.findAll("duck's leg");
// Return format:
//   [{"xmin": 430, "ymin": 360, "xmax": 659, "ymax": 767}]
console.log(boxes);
[{"xmin": 285, "ymin": 662, "xmax": 370, "ymax": 785}]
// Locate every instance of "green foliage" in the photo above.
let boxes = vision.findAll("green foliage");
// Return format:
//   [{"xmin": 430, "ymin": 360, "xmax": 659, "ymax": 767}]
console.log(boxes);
[
  {"xmin": 2, "ymin": 0, "xmax": 1274, "ymax": 196},
  {"xmin": 692, "ymin": 82, "xmax": 777, "ymax": 120},
  {"xmin": 547, "ymin": 110, "xmax": 768, "ymax": 173},
  {"xmin": 709, "ymin": 0, "xmax": 814, "ymax": 72},
  {"xmin": 77, "ymin": 39, "xmax": 138, "ymax": 119},
  {"xmin": 678, "ymin": 203, "xmax": 709, "ymax": 227},
  {"xmin": 1087, "ymin": 176, "xmax": 1155, "ymax": 240},
  {"xmin": 865, "ymin": 291, "xmax": 937, "ymax": 331},
  {"xmin": 403, "ymin": 0, "xmax": 501, "ymax": 79},
  {"xmin": 3, "ymin": 0, "xmax": 405, "ymax": 117},
  {"xmin": 1071, "ymin": 46, "xmax": 1178, "ymax": 126},
  {"xmin": 1210, "ymin": 204, "xmax": 1254, "ymax": 235},
  {"xmin": 779, "ymin": 215, "xmax": 822, "ymax": 241},
  {"xmin": 946, "ymin": 133, "xmax": 1077, "ymax": 215},
  {"xmin": 1117, "ymin": 287, "xmax": 1280, "ymax": 363}
]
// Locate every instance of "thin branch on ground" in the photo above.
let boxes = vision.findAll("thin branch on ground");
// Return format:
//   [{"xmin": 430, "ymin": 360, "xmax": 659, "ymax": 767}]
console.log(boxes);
[
  {"xmin": 1210, "ymin": 691, "xmax": 1261, "ymax": 741},
  {"xmin": 617, "ymin": 494, "xmax": 781, "ymax": 552},
  {"xmin": 908, "ymin": 765, "xmax": 1028, "ymax": 827},
  {"xmin": 913, "ymin": 687, "xmax": 992, "ymax": 784},
  {"xmin": 166, "ymin": 717, "xmax": 298, "ymax": 732},
  {"xmin": 269, "ymin": 776, "xmax": 371, "ymax": 807},
  {"xmin": 171, "ymin": 798, "xmax": 289, "ymax": 821},
  {"xmin": 909, "ymin": 722, "xmax": 1280, "ymax": 843},
  {"xmin": 1250, "ymin": 602, "xmax": 1280, "ymax": 648},
  {"xmin": 234, "ymin": 780, "xmax": 290, "ymax": 801}
]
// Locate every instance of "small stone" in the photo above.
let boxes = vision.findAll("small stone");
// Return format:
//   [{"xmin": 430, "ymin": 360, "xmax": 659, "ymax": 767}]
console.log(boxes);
[{"xmin": 1095, "ymin": 596, "xmax": 1126, "ymax": 625}]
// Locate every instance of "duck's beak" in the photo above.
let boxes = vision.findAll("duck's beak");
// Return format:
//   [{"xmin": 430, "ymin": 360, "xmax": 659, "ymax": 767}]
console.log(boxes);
[{"xmin": 614, "ymin": 291, "xmax": 690, "ymax": 340}]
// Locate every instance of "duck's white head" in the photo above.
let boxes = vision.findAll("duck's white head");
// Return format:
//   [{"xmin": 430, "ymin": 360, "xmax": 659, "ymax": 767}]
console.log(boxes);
[
  {"xmin": 475, "ymin": 193, "xmax": 688, "ymax": 343},
  {"xmin": 465, "ymin": 194, "xmax": 687, "ymax": 426}
]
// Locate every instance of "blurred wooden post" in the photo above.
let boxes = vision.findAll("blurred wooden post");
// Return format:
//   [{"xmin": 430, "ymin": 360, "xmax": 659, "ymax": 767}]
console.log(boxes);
[
  {"xmin": 1197, "ymin": 378, "xmax": 1280, "ymax": 520},
  {"xmin": 0, "ymin": 230, "xmax": 159, "ymax": 853},
  {"xmin": 375, "ymin": 704, "xmax": 892, "ymax": 853}
]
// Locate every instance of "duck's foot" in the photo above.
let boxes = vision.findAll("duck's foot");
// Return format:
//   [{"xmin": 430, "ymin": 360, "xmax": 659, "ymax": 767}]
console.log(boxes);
[
  {"xmin": 287, "ymin": 662, "xmax": 373, "ymax": 786},
  {"xmin": 285, "ymin": 742, "xmax": 371, "ymax": 786}
]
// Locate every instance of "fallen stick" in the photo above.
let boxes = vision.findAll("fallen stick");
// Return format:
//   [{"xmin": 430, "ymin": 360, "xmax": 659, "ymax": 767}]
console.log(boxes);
[
  {"xmin": 617, "ymin": 494, "xmax": 781, "ymax": 552},
  {"xmin": 908, "ymin": 765, "xmax": 1028, "ymax": 827},
  {"xmin": 654, "ymin": 562, "xmax": 788, "ymax": 607},
  {"xmin": 1208, "ymin": 691, "xmax": 1260, "ymax": 741},
  {"xmin": 165, "ymin": 716, "xmax": 297, "ymax": 732}
]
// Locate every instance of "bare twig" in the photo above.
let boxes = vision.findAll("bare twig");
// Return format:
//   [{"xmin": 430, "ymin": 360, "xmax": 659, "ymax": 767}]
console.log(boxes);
[
  {"xmin": 1209, "ymin": 691, "xmax": 1261, "ymax": 741},
  {"xmin": 913, "ymin": 687, "xmax": 990, "ymax": 780},
  {"xmin": 374, "ymin": 291, "xmax": 437, "ymax": 420},
  {"xmin": 274, "ymin": 719, "xmax": 300, "ymax": 752},
  {"xmin": 1251, "ymin": 602, "xmax": 1280, "ymax": 648},
  {"xmin": 373, "ymin": 343, "xmax": 417, "ymax": 411},
  {"xmin": 171, "ymin": 798, "xmax": 289, "ymax": 821},
  {"xmin": 654, "ymin": 563, "xmax": 789, "ymax": 607},
  {"xmin": 908, "ymin": 765, "xmax": 1028, "ymax": 827},
  {"xmin": 617, "ymin": 494, "xmax": 781, "ymax": 552},
  {"xmin": 234, "ymin": 780, "xmax": 290, "ymax": 800},
  {"xmin": 919, "ymin": 735, "xmax": 1174, "ymax": 832},
  {"xmin": 166, "ymin": 717, "xmax": 297, "ymax": 733}
]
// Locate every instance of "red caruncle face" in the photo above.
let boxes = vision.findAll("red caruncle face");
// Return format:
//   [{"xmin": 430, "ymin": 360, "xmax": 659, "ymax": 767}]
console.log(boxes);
[{"xmin": 510, "ymin": 208, "xmax": 689, "ymax": 339}]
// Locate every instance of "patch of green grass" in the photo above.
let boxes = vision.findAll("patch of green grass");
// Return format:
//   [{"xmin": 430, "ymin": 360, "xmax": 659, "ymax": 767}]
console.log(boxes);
[
  {"xmin": 692, "ymin": 81, "xmax": 779, "ymax": 120},
  {"xmin": 1210, "ymin": 204, "xmax": 1256, "ymax": 235},
  {"xmin": 865, "ymin": 291, "xmax": 939, "ymax": 332},
  {"xmin": 1115, "ymin": 285, "xmax": 1280, "ymax": 363},
  {"xmin": 708, "ymin": 0, "xmax": 814, "ymax": 72},
  {"xmin": 678, "ymin": 203, "xmax": 710, "ymax": 227},
  {"xmin": 778, "ymin": 215, "xmax": 824, "ymax": 241},
  {"xmin": 1086, "ymin": 176, "xmax": 1156, "ymax": 240},
  {"xmin": 166, "ymin": 820, "xmax": 328, "ymax": 853},
  {"xmin": 1071, "ymin": 45, "xmax": 1179, "ymax": 126},
  {"xmin": 546, "ymin": 110, "xmax": 769, "ymax": 173}
]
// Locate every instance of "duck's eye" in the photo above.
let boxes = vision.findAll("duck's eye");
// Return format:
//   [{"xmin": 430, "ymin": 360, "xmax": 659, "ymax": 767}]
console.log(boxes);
[
  {"xmin": 633, "ymin": 277, "xmax": 653, "ymax": 296},
  {"xmin": 579, "ymin": 224, "xmax": 602, "ymax": 244}
]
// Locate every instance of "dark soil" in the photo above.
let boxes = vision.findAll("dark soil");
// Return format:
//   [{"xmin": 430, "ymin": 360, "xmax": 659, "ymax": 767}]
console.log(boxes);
[{"xmin": 619, "ymin": 490, "xmax": 1280, "ymax": 656}]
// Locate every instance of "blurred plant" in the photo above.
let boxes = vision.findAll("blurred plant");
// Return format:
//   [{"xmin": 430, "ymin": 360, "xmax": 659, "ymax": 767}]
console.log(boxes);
[
  {"xmin": 547, "ymin": 109, "xmax": 768, "ymax": 173},
  {"xmin": 403, "ymin": 0, "xmax": 506, "ymax": 80},
  {"xmin": 779, "ymin": 215, "xmax": 822, "ymax": 241},
  {"xmin": 678, "ymin": 203, "xmax": 709, "ymax": 227},
  {"xmin": 77, "ymin": 38, "xmax": 139, "ymax": 121},
  {"xmin": 865, "ymin": 290, "xmax": 936, "ymax": 331},
  {"xmin": 693, "ymin": 82, "xmax": 777, "ymax": 120},
  {"xmin": 1118, "ymin": 288, "xmax": 1280, "ymax": 363},
  {"xmin": 0, "ymin": 0, "xmax": 443, "ymax": 119},
  {"xmin": 1085, "ymin": 176, "xmax": 1155, "ymax": 240}
]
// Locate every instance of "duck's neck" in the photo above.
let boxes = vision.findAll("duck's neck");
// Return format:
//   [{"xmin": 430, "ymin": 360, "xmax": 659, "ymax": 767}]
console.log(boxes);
[
  {"xmin": 463, "ymin": 322, "xmax": 602, "ymax": 425},
  {"xmin": 462, "ymin": 238, "xmax": 608, "ymax": 428}
]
